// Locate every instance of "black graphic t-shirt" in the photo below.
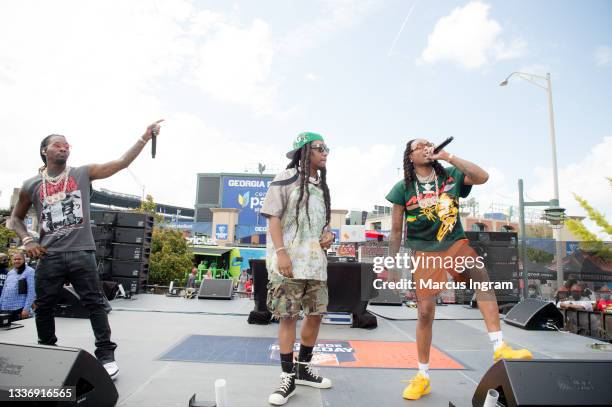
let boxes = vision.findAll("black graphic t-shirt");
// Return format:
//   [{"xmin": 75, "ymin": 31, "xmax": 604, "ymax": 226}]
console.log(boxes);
[
  {"xmin": 23, "ymin": 165, "xmax": 95, "ymax": 252},
  {"xmin": 386, "ymin": 166, "xmax": 472, "ymax": 252}
]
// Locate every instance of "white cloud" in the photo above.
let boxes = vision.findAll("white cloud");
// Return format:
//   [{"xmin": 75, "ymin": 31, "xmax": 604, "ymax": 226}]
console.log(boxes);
[
  {"xmin": 595, "ymin": 46, "xmax": 612, "ymax": 67},
  {"xmin": 527, "ymin": 136, "xmax": 612, "ymax": 236},
  {"xmin": 189, "ymin": 16, "xmax": 282, "ymax": 115},
  {"xmin": 419, "ymin": 1, "xmax": 525, "ymax": 69}
]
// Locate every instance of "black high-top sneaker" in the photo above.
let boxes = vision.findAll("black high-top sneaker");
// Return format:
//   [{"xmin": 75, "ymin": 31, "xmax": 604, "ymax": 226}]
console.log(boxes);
[
  {"xmin": 295, "ymin": 360, "xmax": 332, "ymax": 388},
  {"xmin": 268, "ymin": 371, "xmax": 296, "ymax": 405}
]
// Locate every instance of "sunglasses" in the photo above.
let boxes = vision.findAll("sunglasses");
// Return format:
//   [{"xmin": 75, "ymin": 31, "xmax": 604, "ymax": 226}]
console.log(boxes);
[
  {"xmin": 411, "ymin": 141, "xmax": 434, "ymax": 152},
  {"xmin": 50, "ymin": 142, "xmax": 71, "ymax": 150},
  {"xmin": 311, "ymin": 144, "xmax": 330, "ymax": 154}
]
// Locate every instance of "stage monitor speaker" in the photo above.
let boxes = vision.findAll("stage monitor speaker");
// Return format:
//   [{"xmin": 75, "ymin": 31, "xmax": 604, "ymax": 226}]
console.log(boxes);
[
  {"xmin": 369, "ymin": 288, "xmax": 403, "ymax": 306},
  {"xmin": 0, "ymin": 342, "xmax": 118, "ymax": 406},
  {"xmin": 197, "ymin": 279, "xmax": 233, "ymax": 300},
  {"xmin": 472, "ymin": 359, "xmax": 612, "ymax": 407},
  {"xmin": 504, "ymin": 298, "xmax": 564, "ymax": 330}
]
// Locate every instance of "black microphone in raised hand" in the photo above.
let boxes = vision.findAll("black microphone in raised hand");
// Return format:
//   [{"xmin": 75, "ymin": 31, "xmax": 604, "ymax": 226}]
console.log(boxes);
[
  {"xmin": 434, "ymin": 136, "xmax": 454, "ymax": 154},
  {"xmin": 151, "ymin": 127, "xmax": 158, "ymax": 159}
]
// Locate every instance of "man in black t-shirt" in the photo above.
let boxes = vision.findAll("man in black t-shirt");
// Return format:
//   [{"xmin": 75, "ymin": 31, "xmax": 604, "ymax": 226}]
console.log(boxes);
[{"xmin": 11, "ymin": 119, "xmax": 163, "ymax": 380}]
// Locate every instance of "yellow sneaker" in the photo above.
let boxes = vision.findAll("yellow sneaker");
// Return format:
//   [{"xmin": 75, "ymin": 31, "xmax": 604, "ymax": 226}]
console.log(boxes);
[
  {"xmin": 402, "ymin": 372, "xmax": 431, "ymax": 400},
  {"xmin": 494, "ymin": 342, "xmax": 533, "ymax": 362}
]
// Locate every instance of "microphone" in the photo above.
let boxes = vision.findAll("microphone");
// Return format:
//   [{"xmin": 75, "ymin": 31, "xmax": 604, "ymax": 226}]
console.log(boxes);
[
  {"xmin": 151, "ymin": 128, "xmax": 158, "ymax": 159},
  {"xmin": 434, "ymin": 136, "xmax": 454, "ymax": 154}
]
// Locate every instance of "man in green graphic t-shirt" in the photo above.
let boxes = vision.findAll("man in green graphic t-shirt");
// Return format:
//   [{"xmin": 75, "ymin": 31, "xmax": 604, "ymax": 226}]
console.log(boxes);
[{"xmin": 385, "ymin": 138, "xmax": 533, "ymax": 401}]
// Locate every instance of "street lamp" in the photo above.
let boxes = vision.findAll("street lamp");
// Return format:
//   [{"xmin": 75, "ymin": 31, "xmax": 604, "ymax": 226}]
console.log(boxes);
[{"xmin": 501, "ymin": 71, "xmax": 565, "ymax": 290}]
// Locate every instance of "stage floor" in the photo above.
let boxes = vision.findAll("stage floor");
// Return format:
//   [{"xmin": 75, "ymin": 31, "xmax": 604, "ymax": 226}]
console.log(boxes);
[{"xmin": 2, "ymin": 294, "xmax": 611, "ymax": 407}]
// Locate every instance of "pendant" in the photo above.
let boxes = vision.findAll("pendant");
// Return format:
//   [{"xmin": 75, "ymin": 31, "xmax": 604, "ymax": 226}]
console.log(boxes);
[{"xmin": 58, "ymin": 192, "xmax": 66, "ymax": 200}]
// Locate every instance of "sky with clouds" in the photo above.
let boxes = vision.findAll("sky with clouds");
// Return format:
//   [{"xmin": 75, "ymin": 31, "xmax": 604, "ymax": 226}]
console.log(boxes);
[{"xmin": 1, "ymin": 0, "xmax": 610, "ymax": 228}]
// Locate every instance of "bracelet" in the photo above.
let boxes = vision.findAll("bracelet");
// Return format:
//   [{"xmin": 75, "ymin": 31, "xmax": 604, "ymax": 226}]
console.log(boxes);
[
  {"xmin": 22, "ymin": 236, "xmax": 33, "ymax": 245},
  {"xmin": 275, "ymin": 247, "xmax": 286, "ymax": 254},
  {"xmin": 138, "ymin": 136, "xmax": 148, "ymax": 144}
]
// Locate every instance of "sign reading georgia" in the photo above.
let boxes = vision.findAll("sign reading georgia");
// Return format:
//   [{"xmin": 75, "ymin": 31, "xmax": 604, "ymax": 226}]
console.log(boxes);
[{"xmin": 222, "ymin": 176, "xmax": 272, "ymax": 225}]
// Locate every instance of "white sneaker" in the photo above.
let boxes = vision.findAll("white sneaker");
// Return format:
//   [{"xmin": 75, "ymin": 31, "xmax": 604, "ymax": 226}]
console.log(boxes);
[{"xmin": 103, "ymin": 361, "xmax": 119, "ymax": 380}]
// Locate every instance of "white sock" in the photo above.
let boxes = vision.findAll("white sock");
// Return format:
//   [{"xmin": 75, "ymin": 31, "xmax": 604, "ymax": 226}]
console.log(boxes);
[
  {"xmin": 489, "ymin": 331, "xmax": 504, "ymax": 351},
  {"xmin": 418, "ymin": 362, "xmax": 429, "ymax": 378}
]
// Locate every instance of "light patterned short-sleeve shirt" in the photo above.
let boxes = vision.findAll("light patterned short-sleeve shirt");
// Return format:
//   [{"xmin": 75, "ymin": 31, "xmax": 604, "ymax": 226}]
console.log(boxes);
[{"xmin": 261, "ymin": 168, "xmax": 328, "ymax": 282}]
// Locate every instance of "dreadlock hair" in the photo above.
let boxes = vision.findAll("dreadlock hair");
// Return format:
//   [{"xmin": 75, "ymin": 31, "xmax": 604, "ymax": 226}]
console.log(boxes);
[
  {"xmin": 286, "ymin": 142, "xmax": 331, "ymax": 234},
  {"xmin": 403, "ymin": 139, "xmax": 447, "ymax": 190},
  {"xmin": 39, "ymin": 134, "xmax": 63, "ymax": 173}
]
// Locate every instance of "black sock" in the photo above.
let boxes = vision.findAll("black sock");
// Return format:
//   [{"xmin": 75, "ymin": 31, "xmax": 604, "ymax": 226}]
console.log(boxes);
[
  {"xmin": 280, "ymin": 352, "xmax": 294, "ymax": 373},
  {"xmin": 298, "ymin": 344, "xmax": 314, "ymax": 363}
]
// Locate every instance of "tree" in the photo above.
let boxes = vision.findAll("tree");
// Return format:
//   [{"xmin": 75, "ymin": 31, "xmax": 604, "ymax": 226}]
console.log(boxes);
[
  {"xmin": 564, "ymin": 181, "xmax": 611, "ymax": 259},
  {"xmin": 138, "ymin": 194, "xmax": 193, "ymax": 285},
  {"xmin": 0, "ymin": 224, "xmax": 16, "ymax": 254},
  {"xmin": 148, "ymin": 228, "xmax": 194, "ymax": 285},
  {"xmin": 135, "ymin": 194, "xmax": 164, "ymax": 223}
]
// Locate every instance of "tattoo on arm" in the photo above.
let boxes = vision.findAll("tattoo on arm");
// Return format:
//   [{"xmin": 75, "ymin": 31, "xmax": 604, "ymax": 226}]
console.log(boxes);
[{"xmin": 450, "ymin": 156, "xmax": 489, "ymax": 184}]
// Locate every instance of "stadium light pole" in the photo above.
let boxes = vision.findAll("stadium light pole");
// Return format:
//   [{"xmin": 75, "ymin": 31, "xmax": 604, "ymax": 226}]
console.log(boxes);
[{"xmin": 500, "ymin": 72, "xmax": 565, "ymax": 290}]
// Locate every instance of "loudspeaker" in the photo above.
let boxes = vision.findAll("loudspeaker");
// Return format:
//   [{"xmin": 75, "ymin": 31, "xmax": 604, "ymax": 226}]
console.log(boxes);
[
  {"xmin": 504, "ymin": 298, "xmax": 564, "ymax": 330},
  {"xmin": 473, "ymin": 359, "xmax": 612, "ymax": 407},
  {"xmin": 55, "ymin": 286, "xmax": 90, "ymax": 319},
  {"xmin": 115, "ymin": 212, "xmax": 154, "ymax": 228},
  {"xmin": 197, "ymin": 279, "xmax": 233, "ymax": 300},
  {"xmin": 0, "ymin": 342, "xmax": 118, "ymax": 406},
  {"xmin": 90, "ymin": 211, "xmax": 116, "ymax": 226},
  {"xmin": 94, "ymin": 240, "xmax": 112, "ymax": 258},
  {"xmin": 110, "ymin": 260, "xmax": 149, "ymax": 278},
  {"xmin": 113, "ymin": 227, "xmax": 152, "ymax": 245},
  {"xmin": 92, "ymin": 225, "xmax": 113, "ymax": 241},
  {"xmin": 113, "ymin": 276, "xmax": 146, "ymax": 294},
  {"xmin": 249, "ymin": 259, "xmax": 269, "ymax": 312},
  {"xmin": 111, "ymin": 244, "xmax": 150, "ymax": 261},
  {"xmin": 369, "ymin": 288, "xmax": 403, "ymax": 306}
]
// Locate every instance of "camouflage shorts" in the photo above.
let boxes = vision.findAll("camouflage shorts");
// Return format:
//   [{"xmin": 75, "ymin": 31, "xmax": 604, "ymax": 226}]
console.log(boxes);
[{"xmin": 267, "ymin": 279, "xmax": 328, "ymax": 318}]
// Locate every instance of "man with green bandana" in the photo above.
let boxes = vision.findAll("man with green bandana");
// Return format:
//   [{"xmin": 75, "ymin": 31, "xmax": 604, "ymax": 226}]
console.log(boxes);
[{"xmin": 262, "ymin": 132, "xmax": 334, "ymax": 406}]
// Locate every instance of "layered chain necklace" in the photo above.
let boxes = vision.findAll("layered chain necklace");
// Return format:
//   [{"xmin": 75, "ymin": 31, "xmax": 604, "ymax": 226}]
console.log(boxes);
[
  {"xmin": 41, "ymin": 166, "xmax": 71, "ymax": 205},
  {"xmin": 414, "ymin": 169, "xmax": 439, "ymax": 208}
]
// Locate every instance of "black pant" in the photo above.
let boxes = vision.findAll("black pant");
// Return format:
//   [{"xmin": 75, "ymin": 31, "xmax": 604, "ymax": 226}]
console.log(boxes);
[{"xmin": 35, "ymin": 250, "xmax": 117, "ymax": 362}]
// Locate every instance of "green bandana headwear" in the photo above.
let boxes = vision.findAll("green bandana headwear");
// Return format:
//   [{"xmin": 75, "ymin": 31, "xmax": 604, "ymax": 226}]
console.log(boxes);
[{"xmin": 286, "ymin": 132, "xmax": 324, "ymax": 159}]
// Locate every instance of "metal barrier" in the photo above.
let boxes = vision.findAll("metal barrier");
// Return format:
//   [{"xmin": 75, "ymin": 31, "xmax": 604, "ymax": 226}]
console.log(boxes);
[{"xmin": 561, "ymin": 309, "xmax": 612, "ymax": 342}]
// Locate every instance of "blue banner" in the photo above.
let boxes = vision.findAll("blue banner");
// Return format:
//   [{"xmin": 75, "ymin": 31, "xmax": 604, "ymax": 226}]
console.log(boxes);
[
  {"xmin": 215, "ymin": 224, "xmax": 228, "ymax": 240},
  {"xmin": 221, "ymin": 176, "xmax": 273, "ymax": 225}
]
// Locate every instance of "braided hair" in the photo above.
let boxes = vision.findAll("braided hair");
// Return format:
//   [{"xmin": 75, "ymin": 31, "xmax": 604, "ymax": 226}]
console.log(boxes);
[
  {"xmin": 286, "ymin": 142, "xmax": 331, "ymax": 234},
  {"xmin": 403, "ymin": 139, "xmax": 447, "ymax": 190}
]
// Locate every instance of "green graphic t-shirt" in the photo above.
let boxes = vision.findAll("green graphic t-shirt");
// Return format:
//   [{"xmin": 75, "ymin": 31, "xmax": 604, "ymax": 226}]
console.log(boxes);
[{"xmin": 385, "ymin": 166, "xmax": 472, "ymax": 252}]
